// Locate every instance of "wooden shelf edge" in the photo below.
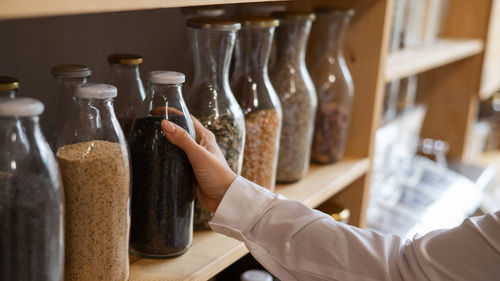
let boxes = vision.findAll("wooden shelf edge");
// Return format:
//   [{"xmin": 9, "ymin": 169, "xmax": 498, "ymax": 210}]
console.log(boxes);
[
  {"xmin": 385, "ymin": 38, "xmax": 484, "ymax": 82},
  {"xmin": 0, "ymin": 0, "xmax": 285, "ymax": 20},
  {"xmin": 129, "ymin": 157, "xmax": 370, "ymax": 281},
  {"xmin": 480, "ymin": 76, "xmax": 500, "ymax": 100}
]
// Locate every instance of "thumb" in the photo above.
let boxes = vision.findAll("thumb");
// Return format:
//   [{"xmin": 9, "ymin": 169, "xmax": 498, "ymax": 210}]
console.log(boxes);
[{"xmin": 161, "ymin": 120, "xmax": 200, "ymax": 156}]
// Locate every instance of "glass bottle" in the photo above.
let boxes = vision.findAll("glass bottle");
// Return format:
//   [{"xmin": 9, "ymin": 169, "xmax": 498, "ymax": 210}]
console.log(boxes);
[
  {"xmin": 0, "ymin": 76, "xmax": 19, "ymax": 99},
  {"xmin": 130, "ymin": 71, "xmax": 195, "ymax": 258},
  {"xmin": 269, "ymin": 12, "xmax": 317, "ymax": 183},
  {"xmin": 307, "ymin": 8, "xmax": 355, "ymax": 164},
  {"xmin": 56, "ymin": 84, "xmax": 130, "ymax": 281},
  {"xmin": 0, "ymin": 98, "xmax": 64, "ymax": 281},
  {"xmin": 231, "ymin": 17, "xmax": 282, "ymax": 191},
  {"xmin": 44, "ymin": 64, "xmax": 91, "ymax": 151},
  {"xmin": 106, "ymin": 53, "xmax": 146, "ymax": 140},
  {"xmin": 186, "ymin": 18, "xmax": 245, "ymax": 230}
]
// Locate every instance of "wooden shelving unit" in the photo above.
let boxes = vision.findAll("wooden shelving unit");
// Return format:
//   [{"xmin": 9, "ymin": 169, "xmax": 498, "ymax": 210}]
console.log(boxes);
[
  {"xmin": 2, "ymin": 0, "xmax": 498, "ymax": 280},
  {"xmin": 129, "ymin": 158, "xmax": 370, "ymax": 281},
  {"xmin": 385, "ymin": 39, "xmax": 484, "ymax": 82}
]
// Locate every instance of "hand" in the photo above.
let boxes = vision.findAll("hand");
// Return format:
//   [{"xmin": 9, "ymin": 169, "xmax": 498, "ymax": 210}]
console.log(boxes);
[{"xmin": 161, "ymin": 117, "xmax": 237, "ymax": 212}]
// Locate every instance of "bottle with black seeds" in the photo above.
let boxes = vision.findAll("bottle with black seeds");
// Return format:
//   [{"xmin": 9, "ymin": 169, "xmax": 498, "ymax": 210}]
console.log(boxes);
[
  {"xmin": 0, "ymin": 98, "xmax": 64, "ymax": 281},
  {"xmin": 130, "ymin": 71, "xmax": 196, "ymax": 258},
  {"xmin": 186, "ymin": 18, "xmax": 246, "ymax": 230}
]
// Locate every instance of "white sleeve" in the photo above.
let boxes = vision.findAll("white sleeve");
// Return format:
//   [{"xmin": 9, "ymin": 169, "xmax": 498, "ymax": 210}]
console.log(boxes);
[{"xmin": 209, "ymin": 176, "xmax": 500, "ymax": 281}]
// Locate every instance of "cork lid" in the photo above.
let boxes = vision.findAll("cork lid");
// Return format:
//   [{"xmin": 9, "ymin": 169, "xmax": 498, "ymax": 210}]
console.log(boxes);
[
  {"xmin": 51, "ymin": 64, "xmax": 92, "ymax": 79},
  {"xmin": 234, "ymin": 16, "xmax": 279, "ymax": 28},
  {"xmin": 148, "ymin": 71, "xmax": 185, "ymax": 85},
  {"xmin": 0, "ymin": 98, "xmax": 44, "ymax": 117},
  {"xmin": 271, "ymin": 11, "xmax": 316, "ymax": 21},
  {"xmin": 108, "ymin": 53, "xmax": 143, "ymax": 65},
  {"xmin": 186, "ymin": 17, "xmax": 241, "ymax": 31},
  {"xmin": 181, "ymin": 6, "xmax": 226, "ymax": 18},
  {"xmin": 0, "ymin": 76, "xmax": 19, "ymax": 92},
  {"xmin": 74, "ymin": 83, "xmax": 117, "ymax": 99}
]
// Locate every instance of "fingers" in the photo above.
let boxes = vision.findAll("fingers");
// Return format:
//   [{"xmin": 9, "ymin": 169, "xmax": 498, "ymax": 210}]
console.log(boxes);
[
  {"xmin": 161, "ymin": 120, "xmax": 201, "ymax": 156},
  {"xmin": 191, "ymin": 115, "xmax": 215, "ymax": 144}
]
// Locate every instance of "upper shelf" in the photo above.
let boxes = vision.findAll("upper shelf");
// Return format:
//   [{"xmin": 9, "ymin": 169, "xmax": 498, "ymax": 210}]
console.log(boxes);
[
  {"xmin": 385, "ymin": 39, "xmax": 484, "ymax": 82},
  {"xmin": 0, "ymin": 0, "xmax": 283, "ymax": 20},
  {"xmin": 129, "ymin": 157, "xmax": 370, "ymax": 281}
]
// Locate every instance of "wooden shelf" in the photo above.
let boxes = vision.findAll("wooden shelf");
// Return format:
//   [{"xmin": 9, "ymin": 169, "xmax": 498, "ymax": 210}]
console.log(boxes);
[
  {"xmin": 0, "ymin": 0, "xmax": 284, "ymax": 20},
  {"xmin": 385, "ymin": 39, "xmax": 484, "ymax": 82},
  {"xmin": 129, "ymin": 157, "xmax": 370, "ymax": 281}
]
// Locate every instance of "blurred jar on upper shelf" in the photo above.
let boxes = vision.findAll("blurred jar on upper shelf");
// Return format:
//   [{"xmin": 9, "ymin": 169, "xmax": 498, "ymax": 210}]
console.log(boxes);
[
  {"xmin": 269, "ymin": 11, "xmax": 317, "ymax": 183},
  {"xmin": 0, "ymin": 76, "xmax": 19, "ymax": 99},
  {"xmin": 231, "ymin": 16, "xmax": 282, "ymax": 192},
  {"xmin": 43, "ymin": 64, "xmax": 91, "ymax": 151},
  {"xmin": 307, "ymin": 8, "xmax": 355, "ymax": 164},
  {"xmin": 106, "ymin": 53, "xmax": 146, "ymax": 141}
]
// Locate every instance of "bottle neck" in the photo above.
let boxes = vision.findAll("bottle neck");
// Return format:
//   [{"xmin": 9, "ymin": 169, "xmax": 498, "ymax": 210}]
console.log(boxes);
[
  {"xmin": 233, "ymin": 26, "xmax": 274, "ymax": 78},
  {"xmin": 189, "ymin": 28, "xmax": 236, "ymax": 88},
  {"xmin": 0, "ymin": 116, "xmax": 44, "ymax": 163},
  {"xmin": 0, "ymin": 89, "xmax": 17, "ymax": 99},
  {"xmin": 55, "ymin": 76, "xmax": 89, "ymax": 96},
  {"xmin": 274, "ymin": 19, "xmax": 312, "ymax": 66},
  {"xmin": 316, "ymin": 14, "xmax": 351, "ymax": 56},
  {"xmin": 108, "ymin": 63, "xmax": 141, "ymax": 78}
]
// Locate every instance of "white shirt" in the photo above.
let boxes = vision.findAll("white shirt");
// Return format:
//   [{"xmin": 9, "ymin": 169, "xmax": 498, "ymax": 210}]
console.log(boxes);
[{"xmin": 209, "ymin": 176, "xmax": 500, "ymax": 281}]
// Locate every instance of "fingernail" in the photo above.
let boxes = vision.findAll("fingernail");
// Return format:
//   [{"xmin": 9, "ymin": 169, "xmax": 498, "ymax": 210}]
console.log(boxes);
[{"xmin": 161, "ymin": 120, "xmax": 175, "ymax": 133}]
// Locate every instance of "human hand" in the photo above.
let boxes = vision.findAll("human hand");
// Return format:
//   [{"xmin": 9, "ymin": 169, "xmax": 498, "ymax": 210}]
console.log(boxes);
[{"xmin": 161, "ymin": 118, "xmax": 237, "ymax": 212}]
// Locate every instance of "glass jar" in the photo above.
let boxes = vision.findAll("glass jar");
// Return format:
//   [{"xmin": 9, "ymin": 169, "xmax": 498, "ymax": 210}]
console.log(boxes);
[
  {"xmin": 106, "ymin": 53, "xmax": 146, "ymax": 140},
  {"xmin": 130, "ymin": 71, "xmax": 195, "ymax": 258},
  {"xmin": 186, "ymin": 18, "xmax": 245, "ymax": 230},
  {"xmin": 43, "ymin": 64, "xmax": 91, "ymax": 151},
  {"xmin": 231, "ymin": 17, "xmax": 282, "ymax": 191},
  {"xmin": 269, "ymin": 12, "xmax": 317, "ymax": 183},
  {"xmin": 56, "ymin": 84, "xmax": 130, "ymax": 281},
  {"xmin": 0, "ymin": 76, "xmax": 19, "ymax": 99},
  {"xmin": 0, "ymin": 98, "xmax": 64, "ymax": 281},
  {"xmin": 308, "ymin": 9, "xmax": 355, "ymax": 164}
]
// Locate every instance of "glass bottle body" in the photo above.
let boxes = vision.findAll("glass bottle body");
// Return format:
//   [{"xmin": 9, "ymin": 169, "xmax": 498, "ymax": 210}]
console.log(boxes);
[
  {"xmin": 0, "ymin": 114, "xmax": 64, "ymax": 281},
  {"xmin": 56, "ymin": 95, "xmax": 130, "ymax": 281},
  {"xmin": 232, "ymin": 24, "xmax": 282, "ymax": 191},
  {"xmin": 130, "ymin": 80, "xmax": 195, "ymax": 258},
  {"xmin": 45, "ymin": 76, "xmax": 88, "ymax": 151},
  {"xmin": 106, "ymin": 63, "xmax": 146, "ymax": 140},
  {"xmin": 187, "ymin": 26, "xmax": 245, "ymax": 230},
  {"xmin": 308, "ymin": 11, "xmax": 354, "ymax": 164},
  {"xmin": 270, "ymin": 16, "xmax": 317, "ymax": 183}
]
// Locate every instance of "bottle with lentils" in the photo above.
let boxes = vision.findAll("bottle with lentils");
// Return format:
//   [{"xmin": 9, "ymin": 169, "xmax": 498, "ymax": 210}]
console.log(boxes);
[
  {"xmin": 130, "ymin": 71, "xmax": 196, "ymax": 258},
  {"xmin": 186, "ymin": 18, "xmax": 246, "ymax": 230},
  {"xmin": 0, "ymin": 98, "xmax": 64, "ymax": 281},
  {"xmin": 0, "ymin": 76, "xmax": 19, "ymax": 99},
  {"xmin": 270, "ymin": 12, "xmax": 317, "ymax": 183},
  {"xmin": 231, "ymin": 17, "xmax": 282, "ymax": 191},
  {"xmin": 106, "ymin": 53, "xmax": 146, "ymax": 140},
  {"xmin": 43, "ymin": 64, "xmax": 91, "ymax": 151},
  {"xmin": 307, "ymin": 9, "xmax": 355, "ymax": 164},
  {"xmin": 56, "ymin": 84, "xmax": 130, "ymax": 281}
]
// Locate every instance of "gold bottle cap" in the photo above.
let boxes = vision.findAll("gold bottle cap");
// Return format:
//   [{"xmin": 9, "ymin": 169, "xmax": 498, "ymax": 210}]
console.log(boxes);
[
  {"xmin": 234, "ymin": 16, "xmax": 279, "ymax": 28},
  {"xmin": 0, "ymin": 76, "xmax": 20, "ymax": 92},
  {"xmin": 51, "ymin": 64, "xmax": 92, "ymax": 79},
  {"xmin": 271, "ymin": 11, "xmax": 316, "ymax": 21},
  {"xmin": 315, "ymin": 8, "xmax": 355, "ymax": 17},
  {"xmin": 186, "ymin": 17, "xmax": 241, "ymax": 31},
  {"xmin": 108, "ymin": 53, "xmax": 143, "ymax": 65}
]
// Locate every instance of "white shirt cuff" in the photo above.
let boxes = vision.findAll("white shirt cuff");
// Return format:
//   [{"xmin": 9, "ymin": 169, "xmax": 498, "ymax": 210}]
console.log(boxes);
[{"xmin": 209, "ymin": 176, "xmax": 275, "ymax": 241}]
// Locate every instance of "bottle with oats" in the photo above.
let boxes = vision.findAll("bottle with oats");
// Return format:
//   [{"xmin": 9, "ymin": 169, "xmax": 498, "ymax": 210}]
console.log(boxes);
[
  {"xmin": 106, "ymin": 53, "xmax": 146, "ymax": 141},
  {"xmin": 55, "ymin": 83, "xmax": 130, "ymax": 281},
  {"xmin": 186, "ymin": 18, "xmax": 245, "ymax": 230},
  {"xmin": 231, "ymin": 17, "xmax": 282, "ymax": 192},
  {"xmin": 307, "ymin": 8, "xmax": 355, "ymax": 164},
  {"xmin": 0, "ymin": 98, "xmax": 64, "ymax": 281},
  {"xmin": 270, "ymin": 12, "xmax": 317, "ymax": 183},
  {"xmin": 43, "ymin": 64, "xmax": 91, "ymax": 151},
  {"xmin": 130, "ymin": 71, "xmax": 195, "ymax": 258}
]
